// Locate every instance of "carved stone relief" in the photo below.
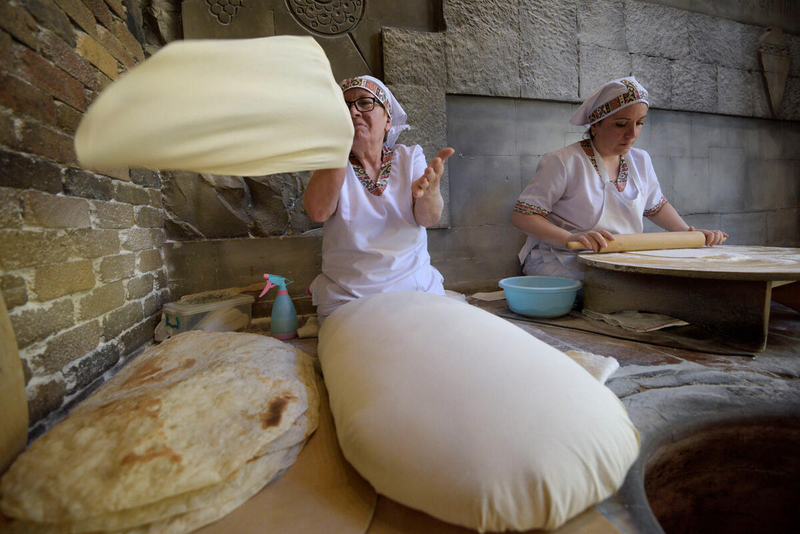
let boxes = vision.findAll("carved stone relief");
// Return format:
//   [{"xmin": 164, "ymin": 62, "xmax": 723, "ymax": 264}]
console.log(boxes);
[
  {"xmin": 759, "ymin": 28, "xmax": 791, "ymax": 116},
  {"xmin": 285, "ymin": 0, "xmax": 365, "ymax": 36}
]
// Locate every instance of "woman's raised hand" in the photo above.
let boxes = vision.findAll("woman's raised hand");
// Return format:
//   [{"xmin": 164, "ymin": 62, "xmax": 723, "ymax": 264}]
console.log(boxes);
[
  {"xmin": 412, "ymin": 147, "xmax": 455, "ymax": 199},
  {"xmin": 565, "ymin": 230, "xmax": 616, "ymax": 253}
]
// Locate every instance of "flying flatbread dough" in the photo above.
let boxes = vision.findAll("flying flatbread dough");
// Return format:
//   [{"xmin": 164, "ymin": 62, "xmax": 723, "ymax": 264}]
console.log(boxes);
[
  {"xmin": 75, "ymin": 36, "xmax": 353, "ymax": 176},
  {"xmin": 0, "ymin": 331, "xmax": 319, "ymax": 534}
]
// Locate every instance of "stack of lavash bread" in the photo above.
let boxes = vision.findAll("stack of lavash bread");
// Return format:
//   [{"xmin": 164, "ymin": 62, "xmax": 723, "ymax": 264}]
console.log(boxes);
[{"xmin": 0, "ymin": 331, "xmax": 319, "ymax": 534}]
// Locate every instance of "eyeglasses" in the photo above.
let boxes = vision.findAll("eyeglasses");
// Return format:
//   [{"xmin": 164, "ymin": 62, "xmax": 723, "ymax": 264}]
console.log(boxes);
[{"xmin": 345, "ymin": 97, "xmax": 381, "ymax": 113}]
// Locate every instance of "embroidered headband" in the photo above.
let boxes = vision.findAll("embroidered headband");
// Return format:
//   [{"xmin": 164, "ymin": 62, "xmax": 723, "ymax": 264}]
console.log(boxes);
[
  {"xmin": 570, "ymin": 77, "xmax": 650, "ymax": 129},
  {"xmin": 340, "ymin": 76, "xmax": 393, "ymax": 119}
]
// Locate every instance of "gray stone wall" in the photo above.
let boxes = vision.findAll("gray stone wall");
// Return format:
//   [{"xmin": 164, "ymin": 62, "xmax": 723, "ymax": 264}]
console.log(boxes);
[{"xmin": 0, "ymin": 0, "xmax": 168, "ymax": 434}]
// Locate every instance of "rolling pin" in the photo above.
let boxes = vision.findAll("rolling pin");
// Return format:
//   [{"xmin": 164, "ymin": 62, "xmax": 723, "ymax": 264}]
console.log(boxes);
[{"xmin": 566, "ymin": 231, "xmax": 722, "ymax": 253}]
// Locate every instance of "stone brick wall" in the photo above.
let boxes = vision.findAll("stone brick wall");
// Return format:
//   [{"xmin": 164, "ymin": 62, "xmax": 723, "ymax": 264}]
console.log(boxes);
[{"xmin": 0, "ymin": 0, "xmax": 168, "ymax": 435}]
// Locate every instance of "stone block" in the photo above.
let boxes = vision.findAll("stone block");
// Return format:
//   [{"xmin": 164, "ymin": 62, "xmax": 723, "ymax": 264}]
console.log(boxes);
[
  {"xmin": 578, "ymin": 46, "xmax": 632, "ymax": 99},
  {"xmin": 16, "ymin": 45, "xmax": 88, "ymax": 111},
  {"xmin": 53, "ymin": 0, "xmax": 96, "ymax": 36},
  {"xmin": 445, "ymin": 0, "xmax": 521, "ymax": 97},
  {"xmin": 521, "ymin": 0, "xmax": 579, "ymax": 101},
  {"xmin": 148, "ymin": 188, "xmax": 163, "ymax": 208},
  {"xmin": 650, "ymin": 155, "xmax": 674, "ymax": 204},
  {"xmin": 62, "ymin": 341, "xmax": 120, "ymax": 394},
  {"xmin": 515, "ymin": 100, "xmax": 578, "ymax": 156},
  {"xmin": 1, "ymin": 274, "xmax": 28, "ymax": 310},
  {"xmin": 789, "ymin": 33, "xmax": 800, "ymax": 79},
  {"xmin": 122, "ymin": 227, "xmax": 165, "ymax": 252},
  {"xmin": 745, "ymin": 160, "xmax": 800, "ymax": 211},
  {"xmin": 18, "ymin": 120, "xmax": 77, "ymax": 164},
  {"xmin": 708, "ymin": 147, "xmax": 747, "ymax": 212},
  {"xmin": 383, "ymin": 28, "xmax": 445, "ymax": 87},
  {"xmin": 130, "ymin": 168, "xmax": 160, "ymax": 188},
  {"xmin": 689, "ymin": 112, "xmax": 727, "ymax": 158},
  {"xmin": 135, "ymin": 205, "xmax": 164, "ymax": 228},
  {"xmin": 672, "ymin": 157, "xmax": 710, "ymax": 215},
  {"xmin": 83, "ymin": 0, "xmax": 113, "ymax": 28},
  {"xmin": 100, "ymin": 166, "xmax": 130, "ymax": 181},
  {"xmin": 64, "ymin": 169, "xmax": 114, "ymax": 200},
  {"xmin": 103, "ymin": 301, "xmax": 143, "ymax": 341},
  {"xmin": 24, "ymin": 0, "xmax": 76, "ymax": 47},
  {"xmin": 719, "ymin": 211, "xmax": 767, "ymax": 245},
  {"xmin": 77, "ymin": 280, "xmax": 124, "ymax": 320},
  {"xmin": 99, "ymin": 253, "xmax": 136, "ymax": 282},
  {"xmin": 125, "ymin": 273, "xmax": 154, "ymax": 300},
  {"xmin": 136, "ymin": 249, "xmax": 163, "ymax": 273},
  {"xmin": 0, "ymin": 0, "xmax": 39, "ymax": 49},
  {"xmin": 55, "ymin": 101, "xmax": 83, "ymax": 135},
  {"xmin": 767, "ymin": 209, "xmax": 800, "ymax": 247},
  {"xmin": 154, "ymin": 268, "xmax": 167, "ymax": 291},
  {"xmin": 680, "ymin": 212, "xmax": 722, "ymax": 234},
  {"xmin": 432, "ymin": 254, "xmax": 521, "ymax": 295},
  {"xmin": 34, "ymin": 260, "xmax": 95, "ymax": 301},
  {"xmin": 0, "ymin": 229, "xmax": 72, "ymax": 270},
  {"xmin": 10, "ymin": 299, "xmax": 74, "ymax": 349},
  {"xmin": 25, "ymin": 373, "xmax": 67, "ymax": 424},
  {"xmin": 0, "ymin": 69, "xmax": 58, "ymax": 125},
  {"xmin": 69, "ymin": 228, "xmax": 120, "ymax": 258},
  {"xmin": 40, "ymin": 29, "xmax": 99, "ymax": 90},
  {"xmin": 92, "ymin": 200, "xmax": 135, "ymax": 228},
  {"xmin": 96, "ymin": 24, "xmax": 135, "ymax": 68},
  {"xmin": 670, "ymin": 60, "xmax": 717, "ymax": 113},
  {"xmin": 631, "ymin": 55, "xmax": 672, "ymax": 109},
  {"xmin": 690, "ymin": 16, "xmax": 759, "ymax": 71},
  {"xmin": 777, "ymin": 76, "xmax": 800, "ymax": 121},
  {"xmin": 577, "ymin": 0, "xmax": 626, "ymax": 50},
  {"xmin": 120, "ymin": 316, "xmax": 156, "ymax": 356},
  {"xmin": 0, "ymin": 187, "xmax": 22, "ymax": 229},
  {"xmin": 717, "ymin": 67, "xmax": 754, "ymax": 117},
  {"xmin": 0, "ymin": 29, "xmax": 14, "ymax": 72},
  {"xmin": 111, "ymin": 20, "xmax": 144, "ymax": 62},
  {"xmin": 114, "ymin": 181, "xmax": 150, "ymax": 205},
  {"xmin": 448, "ymin": 154, "xmax": 521, "ymax": 227},
  {"xmin": 142, "ymin": 291, "xmax": 160, "ymax": 317},
  {"xmin": 647, "ymin": 110, "xmax": 692, "ymax": 158},
  {"xmin": 427, "ymin": 225, "xmax": 525, "ymax": 264},
  {"xmin": 104, "ymin": 0, "xmax": 126, "ymax": 18},
  {"xmin": 446, "ymin": 95, "xmax": 516, "ymax": 156},
  {"xmin": 625, "ymin": 1, "xmax": 690, "ymax": 60},
  {"xmin": 758, "ymin": 125, "xmax": 786, "ymax": 160},
  {"xmin": 35, "ymin": 320, "xmax": 101, "ymax": 373},
  {"xmin": 0, "ymin": 149, "xmax": 63, "ymax": 193},
  {"xmin": 76, "ymin": 33, "xmax": 118, "ymax": 80},
  {"xmin": 23, "ymin": 191, "xmax": 91, "ymax": 228}
]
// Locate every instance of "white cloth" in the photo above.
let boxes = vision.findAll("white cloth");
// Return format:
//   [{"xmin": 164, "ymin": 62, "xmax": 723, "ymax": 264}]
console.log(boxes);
[
  {"xmin": 570, "ymin": 77, "xmax": 650, "ymax": 129},
  {"xmin": 310, "ymin": 144, "xmax": 444, "ymax": 317},
  {"xmin": 75, "ymin": 36, "xmax": 353, "ymax": 176},
  {"xmin": 516, "ymin": 141, "xmax": 665, "ymax": 280}
]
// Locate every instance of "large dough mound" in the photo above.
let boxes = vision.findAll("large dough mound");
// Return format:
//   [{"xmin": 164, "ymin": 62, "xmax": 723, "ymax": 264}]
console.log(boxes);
[
  {"xmin": 318, "ymin": 292, "xmax": 639, "ymax": 532},
  {"xmin": 0, "ymin": 331, "xmax": 319, "ymax": 534},
  {"xmin": 75, "ymin": 35, "xmax": 353, "ymax": 176}
]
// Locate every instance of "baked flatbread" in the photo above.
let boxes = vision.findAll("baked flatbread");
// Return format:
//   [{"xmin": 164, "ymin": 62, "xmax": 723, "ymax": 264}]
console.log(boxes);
[{"xmin": 0, "ymin": 331, "xmax": 318, "ymax": 530}]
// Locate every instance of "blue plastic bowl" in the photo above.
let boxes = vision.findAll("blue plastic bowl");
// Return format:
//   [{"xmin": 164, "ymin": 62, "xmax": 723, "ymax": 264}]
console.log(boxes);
[{"xmin": 498, "ymin": 276, "xmax": 582, "ymax": 318}]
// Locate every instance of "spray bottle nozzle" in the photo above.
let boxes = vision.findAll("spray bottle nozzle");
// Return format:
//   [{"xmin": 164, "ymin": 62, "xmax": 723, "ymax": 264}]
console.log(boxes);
[{"xmin": 259, "ymin": 274, "xmax": 293, "ymax": 297}]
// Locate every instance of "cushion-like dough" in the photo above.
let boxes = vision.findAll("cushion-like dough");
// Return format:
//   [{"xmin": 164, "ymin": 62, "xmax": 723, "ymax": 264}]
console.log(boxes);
[
  {"xmin": 75, "ymin": 36, "xmax": 353, "ymax": 176},
  {"xmin": 319, "ymin": 292, "xmax": 639, "ymax": 532}
]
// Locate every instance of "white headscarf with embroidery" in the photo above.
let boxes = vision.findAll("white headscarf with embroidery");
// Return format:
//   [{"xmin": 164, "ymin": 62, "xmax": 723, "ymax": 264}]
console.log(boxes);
[
  {"xmin": 570, "ymin": 77, "xmax": 650, "ymax": 129},
  {"xmin": 340, "ymin": 75, "xmax": 410, "ymax": 147}
]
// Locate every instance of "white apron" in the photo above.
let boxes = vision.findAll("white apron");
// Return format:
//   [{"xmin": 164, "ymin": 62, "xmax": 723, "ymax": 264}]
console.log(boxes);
[
  {"xmin": 310, "ymin": 147, "xmax": 444, "ymax": 317},
  {"xmin": 523, "ymin": 142, "xmax": 645, "ymax": 280}
]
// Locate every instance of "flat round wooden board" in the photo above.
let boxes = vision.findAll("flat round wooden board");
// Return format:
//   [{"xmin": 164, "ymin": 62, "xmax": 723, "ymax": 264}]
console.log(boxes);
[
  {"xmin": 196, "ymin": 376, "xmax": 377, "ymax": 534},
  {"xmin": 578, "ymin": 245, "xmax": 800, "ymax": 280}
]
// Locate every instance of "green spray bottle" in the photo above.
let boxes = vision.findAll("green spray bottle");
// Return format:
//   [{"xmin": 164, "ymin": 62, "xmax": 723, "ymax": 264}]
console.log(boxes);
[{"xmin": 259, "ymin": 274, "xmax": 298, "ymax": 340}]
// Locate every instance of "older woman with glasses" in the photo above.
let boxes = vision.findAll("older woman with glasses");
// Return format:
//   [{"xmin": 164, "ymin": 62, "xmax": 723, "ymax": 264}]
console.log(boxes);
[{"xmin": 304, "ymin": 75, "xmax": 455, "ymax": 321}]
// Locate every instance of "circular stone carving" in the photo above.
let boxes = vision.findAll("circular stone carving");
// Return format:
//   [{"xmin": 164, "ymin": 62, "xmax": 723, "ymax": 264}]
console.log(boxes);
[
  {"xmin": 206, "ymin": 0, "xmax": 242, "ymax": 26},
  {"xmin": 286, "ymin": 0, "xmax": 365, "ymax": 36}
]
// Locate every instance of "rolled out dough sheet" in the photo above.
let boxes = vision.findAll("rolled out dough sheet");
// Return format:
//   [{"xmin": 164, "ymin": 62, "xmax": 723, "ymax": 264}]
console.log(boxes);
[
  {"xmin": 628, "ymin": 248, "xmax": 743, "ymax": 259},
  {"xmin": 75, "ymin": 36, "xmax": 353, "ymax": 176}
]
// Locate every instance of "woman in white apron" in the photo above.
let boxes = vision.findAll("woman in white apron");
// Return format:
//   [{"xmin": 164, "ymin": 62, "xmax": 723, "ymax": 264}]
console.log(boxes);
[
  {"xmin": 303, "ymin": 76, "xmax": 454, "ymax": 321},
  {"xmin": 512, "ymin": 77, "xmax": 726, "ymax": 281}
]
